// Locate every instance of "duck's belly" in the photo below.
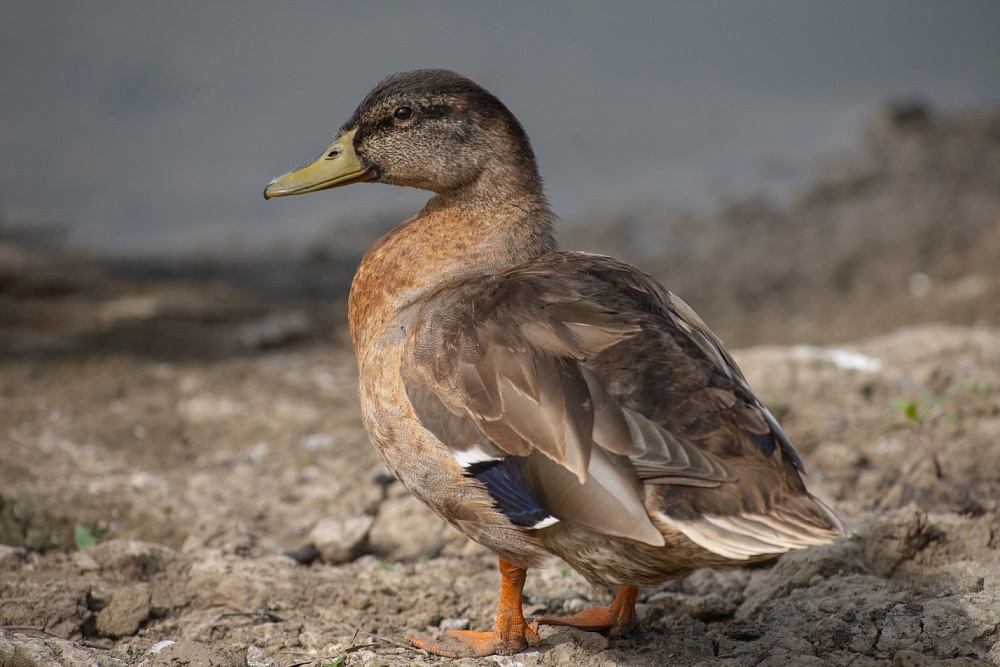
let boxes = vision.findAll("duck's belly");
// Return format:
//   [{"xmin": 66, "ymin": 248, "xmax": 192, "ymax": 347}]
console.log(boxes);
[
  {"xmin": 355, "ymin": 343, "xmax": 551, "ymax": 570},
  {"xmin": 536, "ymin": 521, "xmax": 751, "ymax": 588}
]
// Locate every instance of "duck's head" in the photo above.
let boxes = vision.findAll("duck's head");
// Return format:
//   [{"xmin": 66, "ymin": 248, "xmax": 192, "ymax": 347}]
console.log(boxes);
[{"xmin": 264, "ymin": 69, "xmax": 544, "ymax": 205}]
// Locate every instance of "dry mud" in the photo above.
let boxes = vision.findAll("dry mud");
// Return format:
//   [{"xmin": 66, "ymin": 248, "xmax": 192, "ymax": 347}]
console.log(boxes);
[{"xmin": 2, "ymin": 105, "xmax": 1000, "ymax": 666}]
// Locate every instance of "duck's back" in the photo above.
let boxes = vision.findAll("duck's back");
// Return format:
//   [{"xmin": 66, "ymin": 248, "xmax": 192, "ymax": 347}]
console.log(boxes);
[{"xmin": 402, "ymin": 250, "xmax": 795, "ymax": 470}]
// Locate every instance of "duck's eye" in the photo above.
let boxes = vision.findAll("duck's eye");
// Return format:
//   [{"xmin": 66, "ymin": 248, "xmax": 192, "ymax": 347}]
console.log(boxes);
[{"xmin": 393, "ymin": 106, "xmax": 413, "ymax": 121}]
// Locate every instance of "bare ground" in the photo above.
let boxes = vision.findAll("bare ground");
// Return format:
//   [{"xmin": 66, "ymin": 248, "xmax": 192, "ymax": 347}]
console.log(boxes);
[{"xmin": 2, "ymin": 103, "xmax": 1000, "ymax": 666}]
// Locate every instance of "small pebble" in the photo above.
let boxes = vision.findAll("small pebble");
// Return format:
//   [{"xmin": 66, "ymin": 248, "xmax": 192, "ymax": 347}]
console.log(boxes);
[
  {"xmin": 284, "ymin": 542, "xmax": 321, "ymax": 566},
  {"xmin": 309, "ymin": 515, "xmax": 374, "ymax": 564},
  {"xmin": 439, "ymin": 618, "xmax": 471, "ymax": 632},
  {"xmin": 148, "ymin": 640, "xmax": 176, "ymax": 654}
]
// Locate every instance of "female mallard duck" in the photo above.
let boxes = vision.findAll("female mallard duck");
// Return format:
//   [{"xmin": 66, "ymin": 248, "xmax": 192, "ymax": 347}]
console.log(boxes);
[{"xmin": 265, "ymin": 69, "xmax": 845, "ymax": 658}]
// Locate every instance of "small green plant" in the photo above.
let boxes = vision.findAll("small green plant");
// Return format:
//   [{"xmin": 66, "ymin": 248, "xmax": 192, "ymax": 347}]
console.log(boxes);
[
  {"xmin": 969, "ymin": 382, "xmax": 990, "ymax": 396},
  {"xmin": 377, "ymin": 558, "xmax": 395, "ymax": 570},
  {"xmin": 872, "ymin": 382, "xmax": 991, "ymax": 478},
  {"xmin": 765, "ymin": 396, "xmax": 791, "ymax": 420},
  {"xmin": 874, "ymin": 395, "xmax": 946, "ymax": 478},
  {"xmin": 321, "ymin": 657, "xmax": 345, "ymax": 667},
  {"xmin": 74, "ymin": 523, "xmax": 98, "ymax": 550},
  {"xmin": 560, "ymin": 566, "xmax": 571, "ymax": 577}
]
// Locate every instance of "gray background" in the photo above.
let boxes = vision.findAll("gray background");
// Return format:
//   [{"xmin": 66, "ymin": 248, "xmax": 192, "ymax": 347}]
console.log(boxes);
[{"xmin": 2, "ymin": 1, "xmax": 998, "ymax": 254}]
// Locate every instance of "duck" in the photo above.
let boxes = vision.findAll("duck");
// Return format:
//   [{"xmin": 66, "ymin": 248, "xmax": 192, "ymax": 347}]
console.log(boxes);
[{"xmin": 264, "ymin": 69, "xmax": 845, "ymax": 658}]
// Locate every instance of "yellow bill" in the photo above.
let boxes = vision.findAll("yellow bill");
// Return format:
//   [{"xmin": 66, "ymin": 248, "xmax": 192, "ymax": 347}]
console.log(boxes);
[{"xmin": 264, "ymin": 129, "xmax": 375, "ymax": 199}]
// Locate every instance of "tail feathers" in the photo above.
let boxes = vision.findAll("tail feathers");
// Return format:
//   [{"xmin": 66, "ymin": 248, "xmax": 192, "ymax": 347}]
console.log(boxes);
[{"xmin": 659, "ymin": 495, "xmax": 847, "ymax": 561}]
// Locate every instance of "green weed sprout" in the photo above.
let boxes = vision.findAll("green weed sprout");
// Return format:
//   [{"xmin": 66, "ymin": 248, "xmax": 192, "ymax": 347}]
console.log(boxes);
[{"xmin": 74, "ymin": 523, "xmax": 98, "ymax": 550}]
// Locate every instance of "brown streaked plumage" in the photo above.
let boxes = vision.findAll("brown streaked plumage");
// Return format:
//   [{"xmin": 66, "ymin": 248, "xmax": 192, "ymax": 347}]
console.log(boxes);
[{"xmin": 265, "ymin": 69, "xmax": 845, "ymax": 658}]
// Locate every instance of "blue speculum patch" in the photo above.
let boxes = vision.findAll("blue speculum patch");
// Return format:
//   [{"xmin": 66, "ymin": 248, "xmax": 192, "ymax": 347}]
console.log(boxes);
[{"xmin": 467, "ymin": 457, "xmax": 555, "ymax": 528}]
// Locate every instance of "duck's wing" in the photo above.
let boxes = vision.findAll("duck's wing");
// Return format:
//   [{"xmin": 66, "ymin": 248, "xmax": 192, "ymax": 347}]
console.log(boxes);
[
  {"xmin": 401, "ymin": 252, "xmax": 843, "ymax": 553},
  {"xmin": 565, "ymin": 254, "xmax": 845, "ymax": 556},
  {"xmin": 401, "ymin": 262, "xmax": 742, "ymax": 547},
  {"xmin": 593, "ymin": 256, "xmax": 807, "ymax": 473}
]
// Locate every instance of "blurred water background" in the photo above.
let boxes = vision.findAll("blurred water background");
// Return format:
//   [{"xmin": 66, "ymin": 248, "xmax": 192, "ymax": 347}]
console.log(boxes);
[{"xmin": 2, "ymin": 1, "xmax": 998, "ymax": 256}]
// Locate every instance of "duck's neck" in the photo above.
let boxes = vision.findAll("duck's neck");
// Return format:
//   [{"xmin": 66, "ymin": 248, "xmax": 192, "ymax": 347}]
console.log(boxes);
[{"xmin": 348, "ymin": 192, "xmax": 556, "ymax": 355}]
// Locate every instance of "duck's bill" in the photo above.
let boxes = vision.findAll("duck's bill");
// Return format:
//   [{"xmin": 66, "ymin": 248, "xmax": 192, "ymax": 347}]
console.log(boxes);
[{"xmin": 264, "ymin": 129, "xmax": 375, "ymax": 199}]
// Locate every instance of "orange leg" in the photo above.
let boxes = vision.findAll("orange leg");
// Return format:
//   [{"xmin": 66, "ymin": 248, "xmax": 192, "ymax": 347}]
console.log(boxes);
[
  {"xmin": 535, "ymin": 585, "xmax": 638, "ymax": 638},
  {"xmin": 408, "ymin": 558, "xmax": 540, "ymax": 657}
]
